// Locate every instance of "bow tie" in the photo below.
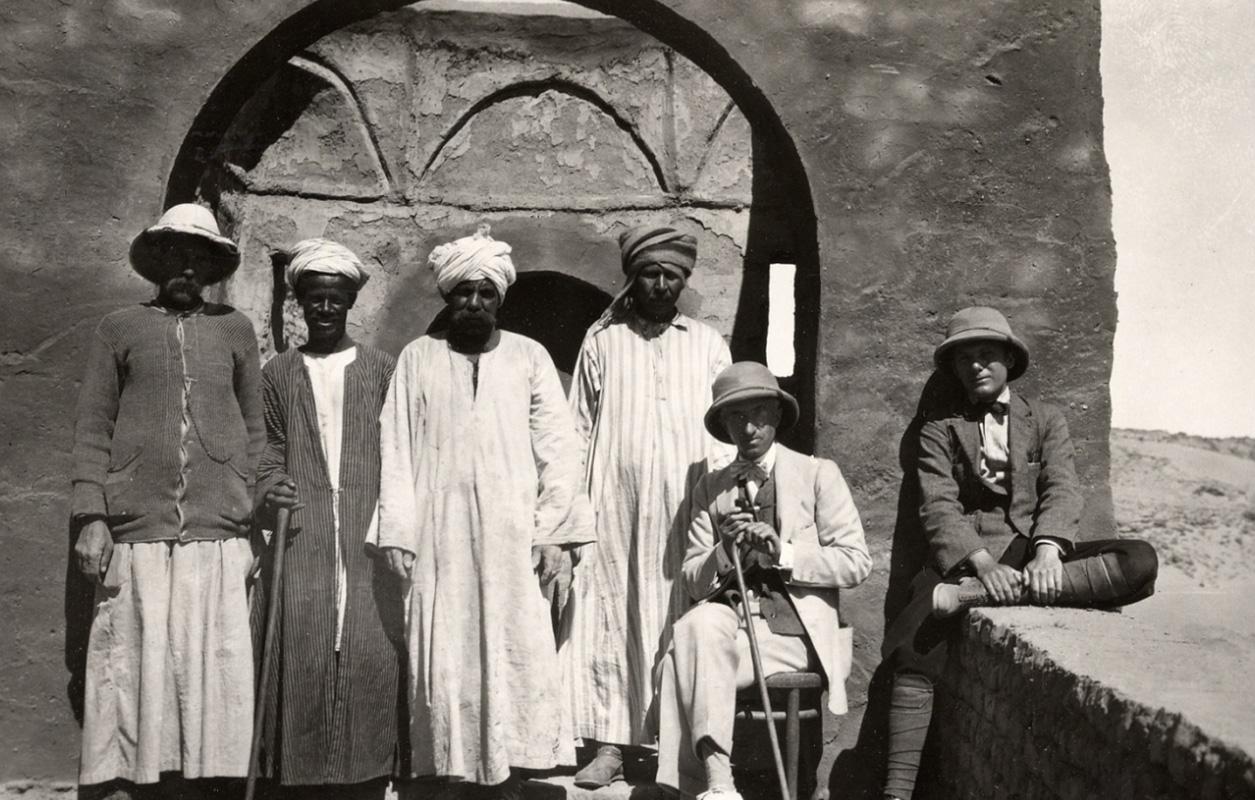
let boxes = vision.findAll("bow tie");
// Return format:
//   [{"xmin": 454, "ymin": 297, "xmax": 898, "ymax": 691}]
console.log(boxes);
[
  {"xmin": 966, "ymin": 400, "xmax": 1007, "ymax": 421},
  {"xmin": 731, "ymin": 459, "xmax": 769, "ymax": 485}
]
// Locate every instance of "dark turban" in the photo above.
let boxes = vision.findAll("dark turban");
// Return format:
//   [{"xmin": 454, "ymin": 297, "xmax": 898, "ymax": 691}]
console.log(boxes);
[{"xmin": 618, "ymin": 224, "xmax": 698, "ymax": 277}]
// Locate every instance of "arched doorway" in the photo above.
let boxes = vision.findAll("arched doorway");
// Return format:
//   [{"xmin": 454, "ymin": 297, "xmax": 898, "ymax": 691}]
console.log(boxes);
[{"xmin": 168, "ymin": 0, "xmax": 819, "ymax": 451}]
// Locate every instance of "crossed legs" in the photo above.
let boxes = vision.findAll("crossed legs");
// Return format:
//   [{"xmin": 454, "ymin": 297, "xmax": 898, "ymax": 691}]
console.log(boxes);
[{"xmin": 881, "ymin": 536, "xmax": 1158, "ymax": 799}]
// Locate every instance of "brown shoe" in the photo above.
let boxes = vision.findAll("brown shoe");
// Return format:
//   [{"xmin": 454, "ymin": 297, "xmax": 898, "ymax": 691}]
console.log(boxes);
[{"xmin": 574, "ymin": 744, "xmax": 624, "ymax": 788}]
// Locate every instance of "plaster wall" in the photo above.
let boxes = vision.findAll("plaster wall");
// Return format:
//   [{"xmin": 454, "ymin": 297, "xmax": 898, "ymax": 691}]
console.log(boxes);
[
  {"xmin": 0, "ymin": 0, "xmax": 1117, "ymax": 780},
  {"xmin": 201, "ymin": 10, "xmax": 754, "ymax": 371}
]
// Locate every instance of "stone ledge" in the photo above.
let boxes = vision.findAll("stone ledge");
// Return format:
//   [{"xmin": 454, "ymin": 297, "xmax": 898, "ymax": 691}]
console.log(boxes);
[{"xmin": 933, "ymin": 606, "xmax": 1255, "ymax": 799}]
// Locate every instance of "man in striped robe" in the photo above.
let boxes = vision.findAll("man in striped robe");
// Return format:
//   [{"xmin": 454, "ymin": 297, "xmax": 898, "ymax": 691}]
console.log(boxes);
[
  {"xmin": 563, "ymin": 224, "xmax": 734, "ymax": 787},
  {"xmin": 255, "ymin": 239, "xmax": 405, "ymax": 799}
]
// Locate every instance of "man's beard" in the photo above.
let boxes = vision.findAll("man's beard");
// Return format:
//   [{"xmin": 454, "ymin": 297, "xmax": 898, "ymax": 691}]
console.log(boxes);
[
  {"xmin": 447, "ymin": 310, "xmax": 496, "ymax": 352},
  {"xmin": 159, "ymin": 278, "xmax": 203, "ymax": 309},
  {"xmin": 627, "ymin": 295, "xmax": 677, "ymax": 339}
]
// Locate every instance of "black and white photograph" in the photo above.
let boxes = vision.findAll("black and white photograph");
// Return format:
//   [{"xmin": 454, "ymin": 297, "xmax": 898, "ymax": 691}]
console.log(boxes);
[{"xmin": 1, "ymin": 2, "xmax": 1251, "ymax": 799}]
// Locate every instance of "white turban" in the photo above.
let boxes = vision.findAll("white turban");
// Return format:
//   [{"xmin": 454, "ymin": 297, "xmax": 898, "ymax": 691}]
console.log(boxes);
[
  {"xmin": 428, "ymin": 224, "xmax": 516, "ymax": 298},
  {"xmin": 285, "ymin": 238, "xmax": 370, "ymax": 291}
]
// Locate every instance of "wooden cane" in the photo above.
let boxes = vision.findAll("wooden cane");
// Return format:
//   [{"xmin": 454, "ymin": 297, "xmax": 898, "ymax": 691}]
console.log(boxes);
[
  {"xmin": 733, "ymin": 476, "xmax": 794, "ymax": 800},
  {"xmin": 245, "ymin": 506, "xmax": 291, "ymax": 800}
]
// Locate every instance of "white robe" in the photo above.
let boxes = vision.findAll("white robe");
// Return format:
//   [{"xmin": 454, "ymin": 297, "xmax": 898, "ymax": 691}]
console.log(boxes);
[
  {"xmin": 302, "ymin": 344, "xmax": 356, "ymax": 651},
  {"xmin": 560, "ymin": 314, "xmax": 733, "ymax": 745},
  {"xmin": 377, "ymin": 331, "xmax": 594, "ymax": 784}
]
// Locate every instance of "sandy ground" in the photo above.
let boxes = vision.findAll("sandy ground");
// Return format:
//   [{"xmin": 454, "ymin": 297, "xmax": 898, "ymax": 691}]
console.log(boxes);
[
  {"xmin": 1112, "ymin": 429, "xmax": 1255, "ymax": 637},
  {"xmin": 1112, "ymin": 430, "xmax": 1255, "ymax": 589}
]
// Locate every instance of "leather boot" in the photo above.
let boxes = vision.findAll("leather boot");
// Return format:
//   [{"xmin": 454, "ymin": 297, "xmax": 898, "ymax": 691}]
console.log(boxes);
[
  {"xmin": 574, "ymin": 744, "xmax": 624, "ymax": 788},
  {"xmin": 934, "ymin": 549, "xmax": 1153, "ymax": 617},
  {"xmin": 1059, "ymin": 552, "xmax": 1136, "ymax": 605}
]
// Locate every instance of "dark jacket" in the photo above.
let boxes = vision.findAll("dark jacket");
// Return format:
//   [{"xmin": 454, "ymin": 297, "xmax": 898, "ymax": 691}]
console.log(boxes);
[
  {"xmin": 71, "ymin": 303, "xmax": 264, "ymax": 542},
  {"xmin": 917, "ymin": 391, "xmax": 1083, "ymax": 575}
]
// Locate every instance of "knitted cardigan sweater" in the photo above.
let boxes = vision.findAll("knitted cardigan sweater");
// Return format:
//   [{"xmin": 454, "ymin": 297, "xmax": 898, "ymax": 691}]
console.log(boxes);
[{"xmin": 71, "ymin": 302, "xmax": 265, "ymax": 543}]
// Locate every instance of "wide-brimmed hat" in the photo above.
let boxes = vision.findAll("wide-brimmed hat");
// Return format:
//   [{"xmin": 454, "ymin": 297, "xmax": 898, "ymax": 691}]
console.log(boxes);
[
  {"xmin": 703, "ymin": 361, "xmax": 799, "ymax": 444},
  {"xmin": 933, "ymin": 306, "xmax": 1030, "ymax": 380},
  {"xmin": 129, "ymin": 203, "xmax": 240, "ymax": 285}
]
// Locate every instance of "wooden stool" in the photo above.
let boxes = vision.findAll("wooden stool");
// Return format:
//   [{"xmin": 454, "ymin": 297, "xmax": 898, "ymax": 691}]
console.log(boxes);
[{"xmin": 735, "ymin": 670, "xmax": 825, "ymax": 800}]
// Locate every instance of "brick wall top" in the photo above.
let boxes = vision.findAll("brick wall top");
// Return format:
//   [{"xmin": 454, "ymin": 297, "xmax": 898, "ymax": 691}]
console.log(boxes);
[{"xmin": 934, "ymin": 607, "xmax": 1255, "ymax": 799}]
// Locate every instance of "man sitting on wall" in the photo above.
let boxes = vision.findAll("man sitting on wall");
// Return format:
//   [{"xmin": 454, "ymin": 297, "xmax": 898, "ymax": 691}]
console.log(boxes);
[
  {"xmin": 880, "ymin": 306, "xmax": 1160, "ymax": 800},
  {"xmin": 655, "ymin": 361, "xmax": 872, "ymax": 800}
]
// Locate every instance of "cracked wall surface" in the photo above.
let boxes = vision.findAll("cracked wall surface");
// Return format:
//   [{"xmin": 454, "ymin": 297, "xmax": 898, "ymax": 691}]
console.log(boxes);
[
  {"xmin": 0, "ymin": 0, "xmax": 1118, "ymax": 781},
  {"xmin": 201, "ymin": 9, "xmax": 754, "ymax": 372}
]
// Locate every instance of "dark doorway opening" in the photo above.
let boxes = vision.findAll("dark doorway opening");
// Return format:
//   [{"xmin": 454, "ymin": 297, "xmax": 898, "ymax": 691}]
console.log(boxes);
[{"xmin": 422, "ymin": 271, "xmax": 612, "ymax": 390}]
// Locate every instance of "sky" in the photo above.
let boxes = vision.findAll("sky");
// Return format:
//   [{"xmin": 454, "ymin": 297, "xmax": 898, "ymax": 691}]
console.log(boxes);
[{"xmin": 1103, "ymin": 0, "xmax": 1255, "ymax": 437}]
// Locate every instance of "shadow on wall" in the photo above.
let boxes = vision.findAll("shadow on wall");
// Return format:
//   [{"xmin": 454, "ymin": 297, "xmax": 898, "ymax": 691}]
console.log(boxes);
[
  {"xmin": 827, "ymin": 370, "xmax": 964, "ymax": 800},
  {"xmin": 64, "ymin": 518, "xmax": 93, "ymax": 728}
]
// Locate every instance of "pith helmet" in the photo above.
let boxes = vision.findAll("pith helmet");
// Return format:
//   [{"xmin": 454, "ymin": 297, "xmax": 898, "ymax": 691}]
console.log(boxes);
[
  {"xmin": 703, "ymin": 361, "xmax": 799, "ymax": 444},
  {"xmin": 129, "ymin": 203, "xmax": 240, "ymax": 285},
  {"xmin": 933, "ymin": 306, "xmax": 1030, "ymax": 380}
]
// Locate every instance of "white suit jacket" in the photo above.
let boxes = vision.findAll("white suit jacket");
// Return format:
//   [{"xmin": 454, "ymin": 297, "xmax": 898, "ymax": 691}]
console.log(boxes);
[{"xmin": 682, "ymin": 444, "xmax": 872, "ymax": 714}]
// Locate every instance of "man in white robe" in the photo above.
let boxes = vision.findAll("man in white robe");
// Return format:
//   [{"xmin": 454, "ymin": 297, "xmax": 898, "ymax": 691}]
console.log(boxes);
[
  {"xmin": 562, "ymin": 224, "xmax": 734, "ymax": 787},
  {"xmin": 377, "ymin": 225, "xmax": 594, "ymax": 798}
]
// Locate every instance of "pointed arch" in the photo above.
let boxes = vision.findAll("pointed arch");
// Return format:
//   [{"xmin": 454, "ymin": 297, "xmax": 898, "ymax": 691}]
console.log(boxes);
[{"xmin": 414, "ymin": 78, "xmax": 669, "ymax": 194}]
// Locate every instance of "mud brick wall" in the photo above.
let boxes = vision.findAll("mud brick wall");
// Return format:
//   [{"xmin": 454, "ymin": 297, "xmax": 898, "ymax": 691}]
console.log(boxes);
[
  {"xmin": 930, "ymin": 609, "xmax": 1255, "ymax": 800},
  {"xmin": 1, "ymin": 0, "xmax": 1119, "ymax": 780}
]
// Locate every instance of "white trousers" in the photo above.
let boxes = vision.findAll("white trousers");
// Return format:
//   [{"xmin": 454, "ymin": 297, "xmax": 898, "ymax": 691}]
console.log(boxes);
[{"xmin": 655, "ymin": 602, "xmax": 813, "ymax": 798}]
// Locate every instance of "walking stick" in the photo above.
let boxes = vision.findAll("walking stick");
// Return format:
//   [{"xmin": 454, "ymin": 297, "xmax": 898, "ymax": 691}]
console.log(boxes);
[
  {"xmin": 245, "ymin": 506, "xmax": 291, "ymax": 800},
  {"xmin": 733, "ymin": 477, "xmax": 794, "ymax": 800}
]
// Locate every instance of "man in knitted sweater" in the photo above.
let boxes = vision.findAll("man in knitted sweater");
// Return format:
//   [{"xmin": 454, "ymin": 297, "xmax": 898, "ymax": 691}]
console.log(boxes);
[{"xmin": 70, "ymin": 204, "xmax": 265, "ymax": 799}]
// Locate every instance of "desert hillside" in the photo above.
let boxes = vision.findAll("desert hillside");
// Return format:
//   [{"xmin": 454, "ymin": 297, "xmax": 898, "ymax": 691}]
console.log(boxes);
[{"xmin": 1112, "ymin": 428, "xmax": 1255, "ymax": 586}]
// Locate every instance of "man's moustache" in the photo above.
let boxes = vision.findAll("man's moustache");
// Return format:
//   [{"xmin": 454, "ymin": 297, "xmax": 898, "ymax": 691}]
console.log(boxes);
[{"xmin": 449, "ymin": 312, "xmax": 495, "ymax": 330}]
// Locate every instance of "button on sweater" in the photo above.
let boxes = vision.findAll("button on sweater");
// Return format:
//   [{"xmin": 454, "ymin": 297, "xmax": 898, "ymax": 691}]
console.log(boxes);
[{"xmin": 71, "ymin": 302, "xmax": 265, "ymax": 542}]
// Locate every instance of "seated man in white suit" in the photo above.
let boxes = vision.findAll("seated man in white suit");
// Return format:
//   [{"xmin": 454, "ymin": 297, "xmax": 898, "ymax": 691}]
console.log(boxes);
[{"xmin": 655, "ymin": 361, "xmax": 873, "ymax": 800}]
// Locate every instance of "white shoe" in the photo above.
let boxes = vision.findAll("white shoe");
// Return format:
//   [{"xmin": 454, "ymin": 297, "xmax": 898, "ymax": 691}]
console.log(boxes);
[
  {"xmin": 931, "ymin": 576, "xmax": 991, "ymax": 618},
  {"xmin": 696, "ymin": 789, "xmax": 744, "ymax": 800}
]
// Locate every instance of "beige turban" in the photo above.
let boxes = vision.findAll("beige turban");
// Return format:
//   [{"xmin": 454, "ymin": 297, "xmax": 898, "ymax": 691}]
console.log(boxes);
[
  {"xmin": 285, "ymin": 238, "xmax": 370, "ymax": 291},
  {"xmin": 428, "ymin": 224, "xmax": 517, "ymax": 298}
]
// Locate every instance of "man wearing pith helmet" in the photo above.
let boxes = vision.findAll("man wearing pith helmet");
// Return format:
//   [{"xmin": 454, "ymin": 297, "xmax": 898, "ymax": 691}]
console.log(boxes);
[
  {"xmin": 655, "ymin": 361, "xmax": 872, "ymax": 800},
  {"xmin": 879, "ymin": 306, "xmax": 1160, "ymax": 800},
  {"xmin": 70, "ymin": 203, "xmax": 264, "ymax": 798}
]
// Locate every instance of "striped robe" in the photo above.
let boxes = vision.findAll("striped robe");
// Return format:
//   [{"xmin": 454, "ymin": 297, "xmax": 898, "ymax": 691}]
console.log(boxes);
[
  {"xmin": 254, "ymin": 344, "xmax": 407, "ymax": 785},
  {"xmin": 561, "ymin": 313, "xmax": 734, "ymax": 745}
]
